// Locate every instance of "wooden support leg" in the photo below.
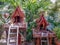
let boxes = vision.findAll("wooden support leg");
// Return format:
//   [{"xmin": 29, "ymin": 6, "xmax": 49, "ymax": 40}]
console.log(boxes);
[
  {"xmin": 49, "ymin": 38, "xmax": 52, "ymax": 45},
  {"xmin": 18, "ymin": 33, "xmax": 21, "ymax": 45},
  {"xmin": 6, "ymin": 30, "xmax": 8, "ymax": 42},
  {"xmin": 36, "ymin": 38, "xmax": 40, "ymax": 45}
]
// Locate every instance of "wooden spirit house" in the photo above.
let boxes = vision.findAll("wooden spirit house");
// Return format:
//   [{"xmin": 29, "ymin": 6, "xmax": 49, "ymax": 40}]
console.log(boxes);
[
  {"xmin": 32, "ymin": 12, "xmax": 60, "ymax": 45},
  {"xmin": 3, "ymin": 6, "xmax": 27, "ymax": 45}
]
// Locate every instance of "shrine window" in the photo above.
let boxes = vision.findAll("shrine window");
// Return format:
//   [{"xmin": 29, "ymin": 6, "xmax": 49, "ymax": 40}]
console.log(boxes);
[{"xmin": 14, "ymin": 16, "xmax": 21, "ymax": 23}]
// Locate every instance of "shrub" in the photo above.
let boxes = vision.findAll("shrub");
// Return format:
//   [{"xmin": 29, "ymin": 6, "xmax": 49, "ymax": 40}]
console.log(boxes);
[{"xmin": 53, "ymin": 27, "xmax": 60, "ymax": 39}]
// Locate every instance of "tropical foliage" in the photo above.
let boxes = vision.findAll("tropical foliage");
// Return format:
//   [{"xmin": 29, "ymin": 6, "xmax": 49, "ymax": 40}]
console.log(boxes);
[{"xmin": 54, "ymin": 27, "xmax": 60, "ymax": 39}]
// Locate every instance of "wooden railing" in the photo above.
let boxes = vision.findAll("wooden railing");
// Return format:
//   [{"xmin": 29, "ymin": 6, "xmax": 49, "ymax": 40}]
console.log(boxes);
[{"xmin": 3, "ymin": 23, "xmax": 27, "ymax": 29}]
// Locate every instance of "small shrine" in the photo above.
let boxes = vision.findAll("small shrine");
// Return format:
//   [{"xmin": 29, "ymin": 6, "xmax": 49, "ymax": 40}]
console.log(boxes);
[
  {"xmin": 32, "ymin": 12, "xmax": 60, "ymax": 45},
  {"xmin": 3, "ymin": 6, "xmax": 27, "ymax": 45},
  {"xmin": 3, "ymin": 6, "xmax": 60, "ymax": 45}
]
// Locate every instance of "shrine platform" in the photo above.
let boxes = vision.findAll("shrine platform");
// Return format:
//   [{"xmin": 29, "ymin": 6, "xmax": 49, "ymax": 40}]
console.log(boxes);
[
  {"xmin": 3, "ymin": 23, "xmax": 27, "ymax": 29},
  {"xmin": 33, "ymin": 29, "xmax": 55, "ymax": 38}
]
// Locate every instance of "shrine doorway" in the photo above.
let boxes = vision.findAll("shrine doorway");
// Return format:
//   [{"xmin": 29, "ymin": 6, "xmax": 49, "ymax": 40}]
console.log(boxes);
[
  {"xmin": 40, "ymin": 24, "xmax": 45, "ymax": 30},
  {"xmin": 14, "ymin": 16, "xmax": 21, "ymax": 23}
]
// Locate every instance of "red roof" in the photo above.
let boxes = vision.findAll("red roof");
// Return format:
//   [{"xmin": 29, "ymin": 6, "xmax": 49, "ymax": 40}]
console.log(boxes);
[
  {"xmin": 36, "ymin": 14, "xmax": 49, "ymax": 29},
  {"xmin": 39, "ymin": 14, "xmax": 48, "ymax": 26},
  {"xmin": 11, "ymin": 6, "xmax": 25, "ymax": 18}
]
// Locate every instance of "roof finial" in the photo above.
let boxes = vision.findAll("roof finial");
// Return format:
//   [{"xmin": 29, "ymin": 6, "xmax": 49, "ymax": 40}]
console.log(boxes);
[{"xmin": 40, "ymin": 11, "xmax": 45, "ymax": 16}]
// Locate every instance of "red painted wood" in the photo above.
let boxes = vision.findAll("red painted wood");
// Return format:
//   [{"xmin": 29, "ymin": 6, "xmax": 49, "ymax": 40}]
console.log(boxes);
[
  {"xmin": 56, "ymin": 41, "xmax": 60, "ymax": 45},
  {"xmin": 57, "ymin": 42, "xmax": 60, "ymax": 45},
  {"xmin": 36, "ymin": 14, "xmax": 49, "ymax": 30},
  {"xmin": 12, "ymin": 6, "xmax": 25, "ymax": 18},
  {"xmin": 49, "ymin": 38, "xmax": 52, "ymax": 45},
  {"xmin": 11, "ymin": 6, "xmax": 25, "ymax": 23},
  {"xmin": 33, "ymin": 12, "xmax": 60, "ymax": 45},
  {"xmin": 18, "ymin": 33, "xmax": 21, "ymax": 45},
  {"xmin": 36, "ymin": 38, "xmax": 40, "ymax": 45},
  {"xmin": 4, "ymin": 6, "xmax": 27, "ymax": 45}
]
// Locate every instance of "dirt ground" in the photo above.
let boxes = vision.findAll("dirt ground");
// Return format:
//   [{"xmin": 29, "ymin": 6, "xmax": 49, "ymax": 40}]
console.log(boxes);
[{"xmin": 0, "ymin": 43, "xmax": 6, "ymax": 45}]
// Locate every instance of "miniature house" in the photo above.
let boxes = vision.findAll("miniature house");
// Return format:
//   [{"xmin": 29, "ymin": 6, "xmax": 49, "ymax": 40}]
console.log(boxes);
[
  {"xmin": 11, "ymin": 6, "xmax": 25, "ymax": 23},
  {"xmin": 32, "ymin": 13, "xmax": 59, "ymax": 45},
  {"xmin": 3, "ymin": 6, "xmax": 27, "ymax": 45},
  {"xmin": 3, "ymin": 6, "xmax": 60, "ymax": 45}
]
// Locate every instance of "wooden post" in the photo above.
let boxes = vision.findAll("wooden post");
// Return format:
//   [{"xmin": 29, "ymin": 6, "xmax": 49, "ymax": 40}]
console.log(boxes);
[
  {"xmin": 18, "ymin": 33, "xmax": 21, "ymax": 45},
  {"xmin": 36, "ymin": 38, "xmax": 40, "ymax": 45},
  {"xmin": 49, "ymin": 37, "xmax": 52, "ymax": 45},
  {"xmin": 6, "ymin": 30, "xmax": 8, "ymax": 42}
]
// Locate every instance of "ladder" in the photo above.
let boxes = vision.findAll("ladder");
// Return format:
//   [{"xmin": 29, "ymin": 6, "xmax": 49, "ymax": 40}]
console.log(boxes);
[
  {"xmin": 7, "ymin": 26, "xmax": 19, "ymax": 45},
  {"xmin": 41, "ymin": 37, "xmax": 49, "ymax": 45},
  {"xmin": 41, "ymin": 33, "xmax": 49, "ymax": 45}
]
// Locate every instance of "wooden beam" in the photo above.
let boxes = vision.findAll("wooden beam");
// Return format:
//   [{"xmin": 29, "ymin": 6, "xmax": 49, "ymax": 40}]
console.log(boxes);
[{"xmin": 36, "ymin": 38, "xmax": 40, "ymax": 45}]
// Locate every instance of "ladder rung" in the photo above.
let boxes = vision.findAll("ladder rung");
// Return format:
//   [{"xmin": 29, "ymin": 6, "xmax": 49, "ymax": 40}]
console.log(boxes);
[
  {"xmin": 10, "ymin": 33, "xmax": 17, "ymax": 34},
  {"xmin": 9, "ymin": 37, "xmax": 17, "ymax": 39},
  {"xmin": 41, "ymin": 40, "xmax": 47, "ymax": 42},
  {"xmin": 9, "ymin": 40, "xmax": 16, "ymax": 42},
  {"xmin": 10, "ymin": 28, "xmax": 17, "ymax": 29},
  {"xmin": 9, "ymin": 43, "xmax": 16, "ymax": 45}
]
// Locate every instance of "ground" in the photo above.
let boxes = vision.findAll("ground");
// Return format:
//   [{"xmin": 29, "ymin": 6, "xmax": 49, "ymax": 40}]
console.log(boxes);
[
  {"xmin": 0, "ymin": 39, "xmax": 6, "ymax": 45},
  {"xmin": 0, "ymin": 39, "xmax": 34, "ymax": 45},
  {"xmin": 0, "ymin": 43, "xmax": 6, "ymax": 45}
]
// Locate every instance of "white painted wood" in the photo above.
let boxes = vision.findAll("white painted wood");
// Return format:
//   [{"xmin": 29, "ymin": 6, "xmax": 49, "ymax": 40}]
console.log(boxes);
[
  {"xmin": 41, "ymin": 33, "xmax": 49, "ymax": 45},
  {"xmin": 7, "ymin": 25, "xmax": 19, "ymax": 45}
]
